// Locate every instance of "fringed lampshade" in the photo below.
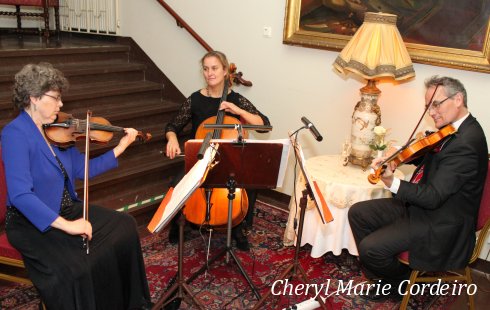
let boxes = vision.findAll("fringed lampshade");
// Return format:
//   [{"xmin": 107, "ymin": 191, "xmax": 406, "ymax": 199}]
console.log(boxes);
[{"xmin": 333, "ymin": 12, "xmax": 415, "ymax": 169}]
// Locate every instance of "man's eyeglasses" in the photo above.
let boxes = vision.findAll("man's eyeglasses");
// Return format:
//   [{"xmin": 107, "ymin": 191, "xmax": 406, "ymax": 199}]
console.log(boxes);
[
  {"xmin": 425, "ymin": 93, "xmax": 456, "ymax": 111},
  {"xmin": 43, "ymin": 93, "xmax": 62, "ymax": 102}
]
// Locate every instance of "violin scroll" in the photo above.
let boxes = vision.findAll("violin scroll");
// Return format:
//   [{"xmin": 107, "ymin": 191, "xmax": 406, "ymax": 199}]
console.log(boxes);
[
  {"xmin": 367, "ymin": 165, "xmax": 386, "ymax": 185},
  {"xmin": 137, "ymin": 132, "xmax": 152, "ymax": 142}
]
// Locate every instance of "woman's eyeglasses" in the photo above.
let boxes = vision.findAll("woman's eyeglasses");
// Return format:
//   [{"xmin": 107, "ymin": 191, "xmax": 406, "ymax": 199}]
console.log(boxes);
[{"xmin": 43, "ymin": 93, "xmax": 62, "ymax": 102}]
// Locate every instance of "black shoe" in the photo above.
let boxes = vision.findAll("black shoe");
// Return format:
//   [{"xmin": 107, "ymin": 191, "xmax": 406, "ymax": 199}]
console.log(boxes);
[
  {"xmin": 164, "ymin": 298, "xmax": 181, "ymax": 310},
  {"xmin": 232, "ymin": 228, "xmax": 250, "ymax": 251},
  {"xmin": 140, "ymin": 301, "xmax": 154, "ymax": 310}
]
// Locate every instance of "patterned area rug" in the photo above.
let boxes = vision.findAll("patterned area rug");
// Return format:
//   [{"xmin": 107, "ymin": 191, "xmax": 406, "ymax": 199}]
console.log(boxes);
[{"xmin": 0, "ymin": 200, "xmax": 457, "ymax": 309}]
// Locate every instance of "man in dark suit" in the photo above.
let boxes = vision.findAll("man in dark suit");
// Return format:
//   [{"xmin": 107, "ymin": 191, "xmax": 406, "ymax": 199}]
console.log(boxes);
[{"xmin": 348, "ymin": 76, "xmax": 488, "ymax": 300}]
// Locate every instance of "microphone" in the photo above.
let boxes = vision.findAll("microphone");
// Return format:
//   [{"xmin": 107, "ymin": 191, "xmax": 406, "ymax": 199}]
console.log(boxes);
[{"xmin": 301, "ymin": 117, "xmax": 323, "ymax": 142}]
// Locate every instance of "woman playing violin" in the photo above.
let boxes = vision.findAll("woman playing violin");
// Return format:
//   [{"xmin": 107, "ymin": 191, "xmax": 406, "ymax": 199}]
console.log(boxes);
[
  {"xmin": 348, "ymin": 76, "xmax": 488, "ymax": 301},
  {"xmin": 1, "ymin": 63, "xmax": 151, "ymax": 309},
  {"xmin": 165, "ymin": 51, "xmax": 271, "ymax": 251}
]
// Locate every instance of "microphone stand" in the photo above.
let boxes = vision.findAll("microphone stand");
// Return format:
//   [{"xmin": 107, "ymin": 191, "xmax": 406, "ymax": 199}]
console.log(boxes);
[{"xmin": 253, "ymin": 127, "xmax": 328, "ymax": 309}]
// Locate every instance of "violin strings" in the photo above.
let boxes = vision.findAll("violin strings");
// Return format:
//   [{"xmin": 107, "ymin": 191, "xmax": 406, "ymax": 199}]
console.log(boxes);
[{"xmin": 78, "ymin": 120, "xmax": 123, "ymax": 132}]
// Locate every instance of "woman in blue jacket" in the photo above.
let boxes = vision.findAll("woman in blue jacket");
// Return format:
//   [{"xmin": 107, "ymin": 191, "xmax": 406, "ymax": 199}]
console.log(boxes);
[{"xmin": 1, "ymin": 63, "xmax": 151, "ymax": 309}]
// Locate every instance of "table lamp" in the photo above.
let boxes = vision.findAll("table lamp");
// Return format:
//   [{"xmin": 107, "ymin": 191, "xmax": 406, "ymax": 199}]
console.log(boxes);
[{"xmin": 333, "ymin": 12, "xmax": 415, "ymax": 168}]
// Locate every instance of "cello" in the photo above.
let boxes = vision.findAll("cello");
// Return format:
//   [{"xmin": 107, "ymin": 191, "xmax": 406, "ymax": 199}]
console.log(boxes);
[{"xmin": 183, "ymin": 79, "xmax": 249, "ymax": 228}]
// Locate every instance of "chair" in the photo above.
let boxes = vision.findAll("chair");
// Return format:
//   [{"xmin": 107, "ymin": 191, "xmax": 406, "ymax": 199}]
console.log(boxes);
[
  {"xmin": 0, "ymin": 146, "xmax": 33, "ymax": 285},
  {"xmin": 0, "ymin": 0, "xmax": 60, "ymax": 38},
  {"xmin": 398, "ymin": 159, "xmax": 490, "ymax": 310}
]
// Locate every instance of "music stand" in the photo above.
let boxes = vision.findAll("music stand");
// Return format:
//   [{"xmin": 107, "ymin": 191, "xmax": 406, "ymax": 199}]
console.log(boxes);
[
  {"xmin": 252, "ymin": 135, "xmax": 333, "ymax": 310},
  {"xmin": 147, "ymin": 145, "xmax": 218, "ymax": 310},
  {"xmin": 184, "ymin": 138, "xmax": 290, "ymax": 301}
]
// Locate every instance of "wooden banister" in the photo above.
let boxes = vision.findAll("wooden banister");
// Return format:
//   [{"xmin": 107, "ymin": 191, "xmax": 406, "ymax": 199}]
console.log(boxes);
[{"xmin": 155, "ymin": 0, "xmax": 252, "ymax": 87}]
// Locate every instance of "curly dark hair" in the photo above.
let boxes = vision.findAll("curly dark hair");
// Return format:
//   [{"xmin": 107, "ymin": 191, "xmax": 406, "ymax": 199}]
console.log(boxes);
[{"xmin": 13, "ymin": 62, "xmax": 69, "ymax": 110}]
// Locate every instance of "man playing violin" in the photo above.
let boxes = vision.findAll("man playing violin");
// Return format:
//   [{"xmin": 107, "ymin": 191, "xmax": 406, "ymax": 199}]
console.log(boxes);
[{"xmin": 348, "ymin": 76, "xmax": 488, "ymax": 300}]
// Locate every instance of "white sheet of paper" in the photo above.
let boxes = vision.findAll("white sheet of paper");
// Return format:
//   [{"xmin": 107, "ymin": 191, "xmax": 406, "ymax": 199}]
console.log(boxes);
[{"xmin": 152, "ymin": 144, "xmax": 217, "ymax": 232}]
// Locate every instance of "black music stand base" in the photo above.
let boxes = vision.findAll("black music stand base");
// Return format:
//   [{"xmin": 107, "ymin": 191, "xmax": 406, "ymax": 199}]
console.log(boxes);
[
  {"xmin": 252, "ymin": 190, "xmax": 328, "ymax": 309},
  {"xmin": 152, "ymin": 215, "xmax": 205, "ymax": 310},
  {"xmin": 186, "ymin": 176, "xmax": 261, "ymax": 301}
]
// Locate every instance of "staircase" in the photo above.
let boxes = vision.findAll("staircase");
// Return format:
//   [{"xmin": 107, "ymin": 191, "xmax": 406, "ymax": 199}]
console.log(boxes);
[{"xmin": 0, "ymin": 33, "xmax": 188, "ymax": 221}]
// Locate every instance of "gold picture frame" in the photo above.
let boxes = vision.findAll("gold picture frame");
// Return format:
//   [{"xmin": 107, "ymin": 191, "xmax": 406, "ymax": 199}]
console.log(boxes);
[{"xmin": 284, "ymin": 0, "xmax": 490, "ymax": 73}]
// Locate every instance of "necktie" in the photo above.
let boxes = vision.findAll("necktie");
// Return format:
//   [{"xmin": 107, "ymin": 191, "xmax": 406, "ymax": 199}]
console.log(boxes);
[
  {"xmin": 410, "ymin": 165, "xmax": 424, "ymax": 184},
  {"xmin": 410, "ymin": 144, "xmax": 444, "ymax": 184}
]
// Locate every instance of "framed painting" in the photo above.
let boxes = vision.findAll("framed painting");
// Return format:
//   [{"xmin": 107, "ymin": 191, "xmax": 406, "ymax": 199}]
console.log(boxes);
[{"xmin": 284, "ymin": 0, "xmax": 490, "ymax": 73}]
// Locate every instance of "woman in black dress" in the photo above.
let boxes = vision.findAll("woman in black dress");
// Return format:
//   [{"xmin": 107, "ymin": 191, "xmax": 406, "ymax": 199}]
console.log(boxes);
[
  {"xmin": 165, "ymin": 51, "xmax": 271, "ymax": 250},
  {"xmin": 2, "ymin": 63, "xmax": 152, "ymax": 309}
]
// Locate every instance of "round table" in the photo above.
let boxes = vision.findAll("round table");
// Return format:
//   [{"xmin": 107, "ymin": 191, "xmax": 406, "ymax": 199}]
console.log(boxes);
[{"xmin": 283, "ymin": 154, "xmax": 403, "ymax": 258}]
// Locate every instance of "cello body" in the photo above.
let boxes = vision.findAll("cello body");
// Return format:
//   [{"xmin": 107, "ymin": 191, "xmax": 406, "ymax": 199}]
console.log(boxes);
[{"xmin": 183, "ymin": 87, "xmax": 249, "ymax": 228}]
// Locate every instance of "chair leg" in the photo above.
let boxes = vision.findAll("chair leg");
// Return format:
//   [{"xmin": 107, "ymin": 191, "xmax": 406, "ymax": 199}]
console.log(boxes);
[
  {"xmin": 54, "ymin": 7, "xmax": 60, "ymax": 34},
  {"xmin": 15, "ymin": 5, "xmax": 21, "ymax": 36},
  {"xmin": 399, "ymin": 270, "xmax": 419, "ymax": 310},
  {"xmin": 42, "ymin": 4, "xmax": 49, "ymax": 38},
  {"xmin": 465, "ymin": 267, "xmax": 474, "ymax": 310}
]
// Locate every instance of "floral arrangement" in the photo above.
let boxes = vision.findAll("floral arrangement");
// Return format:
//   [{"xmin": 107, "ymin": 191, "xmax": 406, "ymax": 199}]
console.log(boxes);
[{"xmin": 369, "ymin": 126, "xmax": 388, "ymax": 151}]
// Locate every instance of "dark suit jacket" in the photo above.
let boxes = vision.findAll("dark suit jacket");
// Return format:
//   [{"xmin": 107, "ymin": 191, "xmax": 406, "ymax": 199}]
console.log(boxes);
[
  {"xmin": 396, "ymin": 114, "xmax": 488, "ymax": 271},
  {"xmin": 1, "ymin": 111, "xmax": 118, "ymax": 232}
]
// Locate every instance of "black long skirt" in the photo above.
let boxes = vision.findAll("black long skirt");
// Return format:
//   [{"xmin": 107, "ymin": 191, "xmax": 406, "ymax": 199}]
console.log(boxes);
[{"xmin": 6, "ymin": 203, "xmax": 151, "ymax": 310}]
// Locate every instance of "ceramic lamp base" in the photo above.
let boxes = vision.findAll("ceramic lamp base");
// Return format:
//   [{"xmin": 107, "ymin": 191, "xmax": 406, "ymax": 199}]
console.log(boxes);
[
  {"xmin": 349, "ymin": 80, "xmax": 382, "ymax": 169},
  {"xmin": 349, "ymin": 154, "xmax": 372, "ymax": 170}
]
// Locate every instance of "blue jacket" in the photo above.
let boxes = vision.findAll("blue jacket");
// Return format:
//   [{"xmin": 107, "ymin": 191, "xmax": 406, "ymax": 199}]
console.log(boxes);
[{"xmin": 1, "ymin": 111, "xmax": 118, "ymax": 231}]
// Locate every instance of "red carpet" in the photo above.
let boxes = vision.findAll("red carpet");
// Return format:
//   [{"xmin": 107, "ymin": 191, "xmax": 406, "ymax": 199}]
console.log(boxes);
[{"xmin": 0, "ymin": 200, "xmax": 457, "ymax": 309}]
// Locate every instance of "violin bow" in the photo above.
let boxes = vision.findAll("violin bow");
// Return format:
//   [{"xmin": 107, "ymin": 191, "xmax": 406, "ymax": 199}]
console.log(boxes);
[
  {"xmin": 82, "ymin": 110, "xmax": 91, "ymax": 254},
  {"xmin": 374, "ymin": 84, "xmax": 442, "ymax": 172},
  {"xmin": 402, "ymin": 83, "xmax": 441, "ymax": 149}
]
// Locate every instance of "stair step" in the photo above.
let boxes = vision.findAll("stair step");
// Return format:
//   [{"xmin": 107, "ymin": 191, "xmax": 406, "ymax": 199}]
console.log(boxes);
[
  {"xmin": 0, "ymin": 80, "xmax": 165, "ymax": 110},
  {"xmin": 75, "ymin": 152, "xmax": 185, "ymax": 210},
  {"xmin": 0, "ymin": 61, "xmax": 148, "ymax": 91},
  {"xmin": 0, "ymin": 33, "xmax": 186, "ymax": 215},
  {"xmin": 0, "ymin": 45, "xmax": 130, "ymax": 66}
]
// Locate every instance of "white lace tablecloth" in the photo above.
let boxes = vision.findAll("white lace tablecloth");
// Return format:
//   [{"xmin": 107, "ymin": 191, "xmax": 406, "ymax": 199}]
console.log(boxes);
[{"xmin": 283, "ymin": 155, "xmax": 403, "ymax": 258}]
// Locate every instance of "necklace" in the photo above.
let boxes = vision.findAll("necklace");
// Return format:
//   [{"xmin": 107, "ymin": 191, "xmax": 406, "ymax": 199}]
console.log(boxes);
[{"xmin": 206, "ymin": 86, "xmax": 226, "ymax": 98}]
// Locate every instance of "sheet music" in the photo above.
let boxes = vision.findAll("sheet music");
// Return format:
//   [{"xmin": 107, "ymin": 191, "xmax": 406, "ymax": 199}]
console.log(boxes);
[
  {"xmin": 290, "ymin": 136, "xmax": 333, "ymax": 224},
  {"xmin": 148, "ymin": 144, "xmax": 218, "ymax": 233}
]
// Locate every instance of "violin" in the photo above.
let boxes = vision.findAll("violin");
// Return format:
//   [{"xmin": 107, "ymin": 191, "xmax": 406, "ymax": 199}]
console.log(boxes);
[
  {"xmin": 367, "ymin": 124, "xmax": 456, "ymax": 184},
  {"xmin": 43, "ymin": 112, "xmax": 152, "ymax": 147}
]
